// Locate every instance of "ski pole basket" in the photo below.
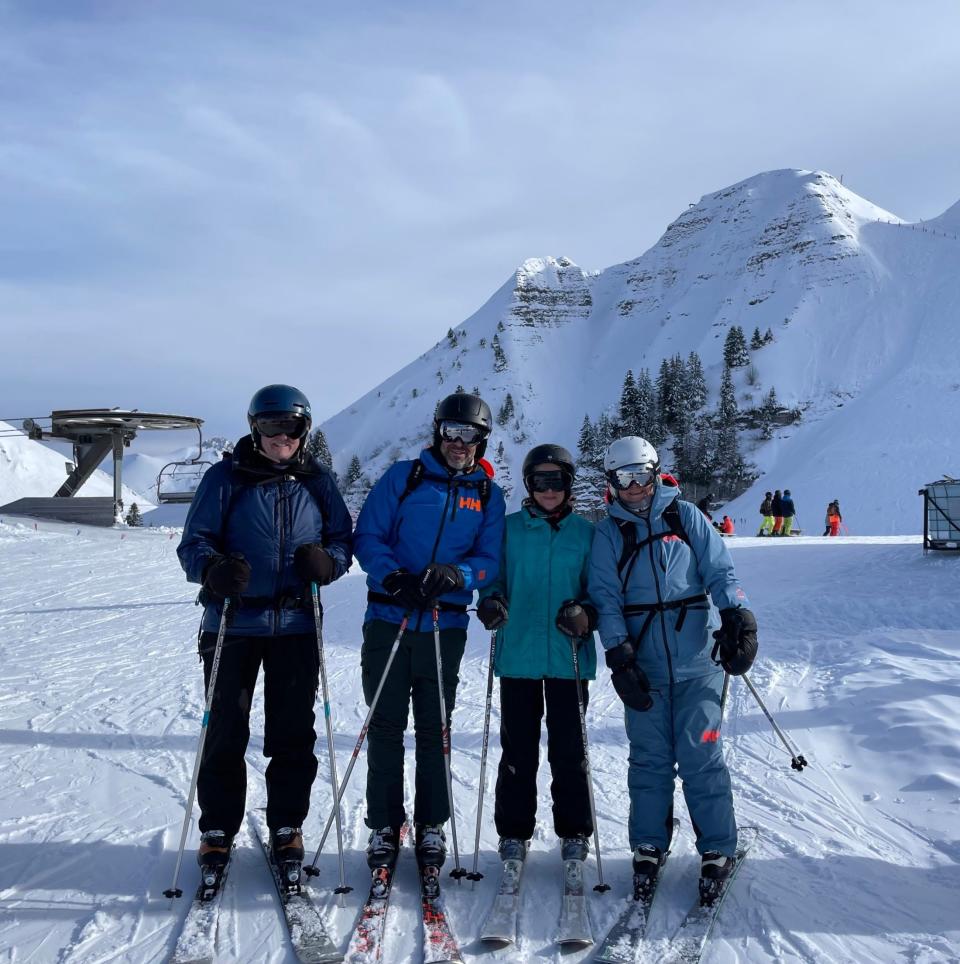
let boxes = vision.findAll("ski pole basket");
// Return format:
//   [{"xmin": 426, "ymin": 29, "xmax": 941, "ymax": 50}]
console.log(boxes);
[{"xmin": 919, "ymin": 478, "xmax": 960, "ymax": 552}]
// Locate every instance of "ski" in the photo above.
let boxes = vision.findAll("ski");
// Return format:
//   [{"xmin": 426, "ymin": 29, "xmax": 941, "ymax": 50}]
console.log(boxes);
[
  {"xmin": 593, "ymin": 817, "xmax": 681, "ymax": 964},
  {"xmin": 420, "ymin": 864, "xmax": 463, "ymax": 964},
  {"xmin": 344, "ymin": 823, "xmax": 410, "ymax": 964},
  {"xmin": 169, "ymin": 844, "xmax": 235, "ymax": 964},
  {"xmin": 478, "ymin": 857, "xmax": 524, "ymax": 945},
  {"xmin": 249, "ymin": 809, "xmax": 343, "ymax": 964},
  {"xmin": 655, "ymin": 826, "xmax": 759, "ymax": 964},
  {"xmin": 556, "ymin": 857, "xmax": 593, "ymax": 946}
]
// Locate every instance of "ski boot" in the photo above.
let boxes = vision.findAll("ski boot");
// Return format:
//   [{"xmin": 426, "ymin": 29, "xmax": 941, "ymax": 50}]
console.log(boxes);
[
  {"xmin": 196, "ymin": 830, "xmax": 233, "ymax": 901},
  {"xmin": 366, "ymin": 826, "xmax": 402, "ymax": 870},
  {"xmin": 497, "ymin": 837, "xmax": 527, "ymax": 862},
  {"xmin": 632, "ymin": 843, "xmax": 664, "ymax": 902},
  {"xmin": 415, "ymin": 823, "xmax": 447, "ymax": 869},
  {"xmin": 560, "ymin": 834, "xmax": 589, "ymax": 863},
  {"xmin": 271, "ymin": 826, "xmax": 305, "ymax": 893},
  {"xmin": 698, "ymin": 850, "xmax": 735, "ymax": 906}
]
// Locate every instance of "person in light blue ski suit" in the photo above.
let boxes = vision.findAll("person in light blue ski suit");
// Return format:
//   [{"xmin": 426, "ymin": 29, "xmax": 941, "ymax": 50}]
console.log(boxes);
[{"xmin": 588, "ymin": 436, "xmax": 758, "ymax": 896}]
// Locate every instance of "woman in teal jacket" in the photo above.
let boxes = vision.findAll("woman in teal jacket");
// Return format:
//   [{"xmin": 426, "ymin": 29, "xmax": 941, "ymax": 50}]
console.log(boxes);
[{"xmin": 477, "ymin": 444, "xmax": 597, "ymax": 863}]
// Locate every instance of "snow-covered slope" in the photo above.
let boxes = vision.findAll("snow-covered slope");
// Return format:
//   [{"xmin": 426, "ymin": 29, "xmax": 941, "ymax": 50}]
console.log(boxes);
[
  {"xmin": 1, "ymin": 522, "xmax": 958, "ymax": 962},
  {"xmin": 0, "ymin": 421, "xmax": 145, "ymax": 509},
  {"xmin": 320, "ymin": 169, "xmax": 960, "ymax": 533}
]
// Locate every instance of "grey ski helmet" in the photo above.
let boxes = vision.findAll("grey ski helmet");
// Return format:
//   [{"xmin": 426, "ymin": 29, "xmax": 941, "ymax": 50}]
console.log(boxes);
[{"xmin": 433, "ymin": 392, "xmax": 493, "ymax": 458}]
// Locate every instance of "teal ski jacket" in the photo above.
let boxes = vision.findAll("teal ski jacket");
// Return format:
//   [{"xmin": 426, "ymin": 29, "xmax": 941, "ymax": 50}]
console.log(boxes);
[{"xmin": 481, "ymin": 505, "xmax": 597, "ymax": 681}]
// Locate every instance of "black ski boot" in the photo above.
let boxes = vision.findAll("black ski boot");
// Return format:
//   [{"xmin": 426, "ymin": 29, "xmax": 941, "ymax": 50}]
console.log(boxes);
[
  {"xmin": 196, "ymin": 830, "xmax": 233, "ymax": 901},
  {"xmin": 415, "ymin": 823, "xmax": 447, "ymax": 869},
  {"xmin": 366, "ymin": 826, "xmax": 402, "ymax": 870},
  {"xmin": 271, "ymin": 827, "xmax": 305, "ymax": 892},
  {"xmin": 698, "ymin": 851, "xmax": 735, "ymax": 906},
  {"xmin": 560, "ymin": 835, "xmax": 589, "ymax": 862},
  {"xmin": 497, "ymin": 837, "xmax": 527, "ymax": 862},
  {"xmin": 632, "ymin": 843, "xmax": 665, "ymax": 902}
]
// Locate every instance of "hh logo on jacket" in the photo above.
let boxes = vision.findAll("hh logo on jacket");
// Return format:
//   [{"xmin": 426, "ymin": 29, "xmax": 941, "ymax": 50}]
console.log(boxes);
[{"xmin": 459, "ymin": 496, "xmax": 483, "ymax": 513}]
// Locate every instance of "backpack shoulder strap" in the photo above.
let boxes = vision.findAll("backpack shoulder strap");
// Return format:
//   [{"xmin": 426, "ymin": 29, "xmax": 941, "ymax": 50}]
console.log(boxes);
[
  {"xmin": 613, "ymin": 517, "xmax": 638, "ymax": 579},
  {"xmin": 397, "ymin": 459, "xmax": 425, "ymax": 506},
  {"xmin": 662, "ymin": 499, "xmax": 691, "ymax": 547},
  {"xmin": 397, "ymin": 458, "xmax": 492, "ymax": 509}
]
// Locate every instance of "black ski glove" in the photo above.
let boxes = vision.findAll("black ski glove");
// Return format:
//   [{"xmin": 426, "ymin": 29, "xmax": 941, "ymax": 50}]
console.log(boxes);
[
  {"xmin": 418, "ymin": 562, "xmax": 465, "ymax": 601},
  {"xmin": 711, "ymin": 607, "xmax": 758, "ymax": 676},
  {"xmin": 477, "ymin": 595, "xmax": 509, "ymax": 630},
  {"xmin": 555, "ymin": 599, "xmax": 598, "ymax": 639},
  {"xmin": 294, "ymin": 543, "xmax": 337, "ymax": 586},
  {"xmin": 382, "ymin": 569, "xmax": 425, "ymax": 611},
  {"xmin": 203, "ymin": 552, "xmax": 251, "ymax": 598},
  {"xmin": 605, "ymin": 640, "xmax": 653, "ymax": 712}
]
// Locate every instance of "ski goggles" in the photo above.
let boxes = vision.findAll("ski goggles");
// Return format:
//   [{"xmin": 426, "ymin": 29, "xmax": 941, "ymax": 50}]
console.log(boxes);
[
  {"xmin": 438, "ymin": 420, "xmax": 488, "ymax": 445},
  {"xmin": 527, "ymin": 470, "xmax": 570, "ymax": 493},
  {"xmin": 609, "ymin": 464, "xmax": 657, "ymax": 490},
  {"xmin": 253, "ymin": 415, "xmax": 308, "ymax": 439}
]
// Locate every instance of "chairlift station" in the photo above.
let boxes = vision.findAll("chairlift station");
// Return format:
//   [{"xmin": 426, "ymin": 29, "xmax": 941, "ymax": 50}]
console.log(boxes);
[{"xmin": 0, "ymin": 409, "xmax": 206, "ymax": 526}]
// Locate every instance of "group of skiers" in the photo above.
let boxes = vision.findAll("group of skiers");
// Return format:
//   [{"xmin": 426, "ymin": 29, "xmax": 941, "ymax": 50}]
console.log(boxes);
[
  {"xmin": 177, "ymin": 385, "xmax": 759, "ymax": 908},
  {"xmin": 757, "ymin": 489, "xmax": 796, "ymax": 536}
]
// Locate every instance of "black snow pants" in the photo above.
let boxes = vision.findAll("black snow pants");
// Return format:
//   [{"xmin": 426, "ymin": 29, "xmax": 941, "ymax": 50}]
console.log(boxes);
[
  {"xmin": 360, "ymin": 619, "xmax": 467, "ymax": 830},
  {"xmin": 198, "ymin": 631, "xmax": 319, "ymax": 838},
  {"xmin": 494, "ymin": 676, "xmax": 593, "ymax": 841}
]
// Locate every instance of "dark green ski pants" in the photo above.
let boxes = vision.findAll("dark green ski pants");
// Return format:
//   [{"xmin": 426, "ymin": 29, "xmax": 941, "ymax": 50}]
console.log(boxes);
[{"xmin": 361, "ymin": 618, "xmax": 467, "ymax": 830}]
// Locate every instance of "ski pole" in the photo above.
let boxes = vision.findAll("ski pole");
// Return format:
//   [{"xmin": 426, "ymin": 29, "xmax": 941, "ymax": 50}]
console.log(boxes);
[
  {"xmin": 164, "ymin": 598, "xmax": 231, "ymax": 899},
  {"xmin": 306, "ymin": 614, "xmax": 409, "ymax": 876},
  {"xmin": 569, "ymin": 636, "xmax": 610, "ymax": 893},
  {"xmin": 309, "ymin": 583, "xmax": 351, "ymax": 900},
  {"xmin": 741, "ymin": 672, "xmax": 808, "ymax": 771},
  {"xmin": 466, "ymin": 629, "xmax": 498, "ymax": 884},
  {"xmin": 432, "ymin": 606, "xmax": 466, "ymax": 881}
]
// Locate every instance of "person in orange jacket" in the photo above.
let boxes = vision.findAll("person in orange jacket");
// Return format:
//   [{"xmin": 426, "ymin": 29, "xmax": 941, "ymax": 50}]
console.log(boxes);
[
  {"xmin": 721, "ymin": 515, "xmax": 735, "ymax": 535},
  {"xmin": 824, "ymin": 501, "xmax": 842, "ymax": 537}
]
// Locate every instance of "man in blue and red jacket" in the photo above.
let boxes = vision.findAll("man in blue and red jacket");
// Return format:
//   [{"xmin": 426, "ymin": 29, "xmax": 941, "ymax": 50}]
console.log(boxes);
[{"xmin": 353, "ymin": 392, "xmax": 505, "ymax": 871}]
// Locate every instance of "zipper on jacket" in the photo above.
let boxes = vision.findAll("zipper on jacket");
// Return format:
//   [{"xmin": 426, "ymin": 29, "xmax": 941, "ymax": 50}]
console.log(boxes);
[
  {"xmin": 644, "ymin": 519, "xmax": 675, "ymax": 683},
  {"xmin": 450, "ymin": 483, "xmax": 459, "ymax": 521},
  {"xmin": 418, "ymin": 481, "xmax": 454, "ymax": 632}
]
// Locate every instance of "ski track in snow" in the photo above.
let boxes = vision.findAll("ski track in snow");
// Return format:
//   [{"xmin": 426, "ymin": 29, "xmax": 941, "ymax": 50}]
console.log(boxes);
[{"xmin": 0, "ymin": 520, "xmax": 958, "ymax": 962}]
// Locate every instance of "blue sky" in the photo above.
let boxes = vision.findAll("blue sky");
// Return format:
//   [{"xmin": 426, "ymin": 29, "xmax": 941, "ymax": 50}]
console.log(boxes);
[{"xmin": 1, "ymin": 0, "xmax": 958, "ymax": 439}]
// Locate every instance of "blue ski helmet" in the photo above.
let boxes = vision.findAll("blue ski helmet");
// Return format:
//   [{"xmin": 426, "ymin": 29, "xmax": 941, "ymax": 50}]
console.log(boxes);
[{"xmin": 247, "ymin": 384, "xmax": 312, "ymax": 455}]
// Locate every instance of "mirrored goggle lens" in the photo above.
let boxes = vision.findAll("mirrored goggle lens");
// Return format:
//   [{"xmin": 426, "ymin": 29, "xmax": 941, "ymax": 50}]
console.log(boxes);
[
  {"xmin": 612, "ymin": 465, "xmax": 656, "ymax": 489},
  {"xmin": 529, "ymin": 470, "xmax": 569, "ymax": 493},
  {"xmin": 439, "ymin": 421, "xmax": 486, "ymax": 445},
  {"xmin": 255, "ymin": 416, "xmax": 307, "ymax": 439}
]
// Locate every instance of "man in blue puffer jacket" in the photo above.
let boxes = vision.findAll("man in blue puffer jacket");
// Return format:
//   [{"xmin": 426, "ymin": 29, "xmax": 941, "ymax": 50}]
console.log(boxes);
[
  {"xmin": 353, "ymin": 392, "xmax": 505, "ymax": 872},
  {"xmin": 588, "ymin": 436, "xmax": 758, "ymax": 903},
  {"xmin": 178, "ymin": 385, "xmax": 352, "ymax": 874}
]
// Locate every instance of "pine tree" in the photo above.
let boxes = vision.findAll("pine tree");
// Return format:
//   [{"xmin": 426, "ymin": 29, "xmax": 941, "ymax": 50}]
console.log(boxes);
[
  {"xmin": 635, "ymin": 368, "xmax": 662, "ymax": 444},
  {"xmin": 723, "ymin": 325, "xmax": 750, "ymax": 368},
  {"xmin": 345, "ymin": 455, "xmax": 363, "ymax": 487},
  {"xmin": 577, "ymin": 414, "xmax": 598, "ymax": 469},
  {"xmin": 497, "ymin": 393, "xmax": 515, "ymax": 426},
  {"xmin": 492, "ymin": 334, "xmax": 508, "ymax": 372},
  {"xmin": 716, "ymin": 365, "xmax": 739, "ymax": 429},
  {"xmin": 305, "ymin": 428, "xmax": 333, "ymax": 468},
  {"xmin": 447, "ymin": 327, "xmax": 457, "ymax": 346},
  {"xmin": 764, "ymin": 327, "xmax": 774, "ymax": 344},
  {"xmin": 124, "ymin": 502, "xmax": 142, "ymax": 527},
  {"xmin": 619, "ymin": 370, "xmax": 640, "ymax": 435},
  {"xmin": 750, "ymin": 326, "xmax": 764, "ymax": 350},
  {"xmin": 455, "ymin": 384, "xmax": 465, "ymax": 394},
  {"xmin": 685, "ymin": 351, "xmax": 708, "ymax": 415}
]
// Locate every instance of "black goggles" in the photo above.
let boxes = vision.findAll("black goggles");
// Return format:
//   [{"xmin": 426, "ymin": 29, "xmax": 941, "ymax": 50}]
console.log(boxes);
[
  {"xmin": 609, "ymin": 465, "xmax": 657, "ymax": 490},
  {"xmin": 528, "ymin": 470, "xmax": 570, "ymax": 493},
  {"xmin": 254, "ymin": 415, "xmax": 308, "ymax": 439},
  {"xmin": 438, "ymin": 420, "xmax": 488, "ymax": 445}
]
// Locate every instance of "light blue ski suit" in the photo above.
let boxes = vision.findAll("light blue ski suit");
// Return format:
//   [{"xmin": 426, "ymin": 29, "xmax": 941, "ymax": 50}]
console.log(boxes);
[{"xmin": 588, "ymin": 481, "xmax": 749, "ymax": 856}]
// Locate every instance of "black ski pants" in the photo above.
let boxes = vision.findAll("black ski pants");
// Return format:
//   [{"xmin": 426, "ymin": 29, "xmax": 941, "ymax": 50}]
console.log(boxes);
[
  {"xmin": 360, "ymin": 619, "xmax": 467, "ymax": 830},
  {"xmin": 198, "ymin": 631, "xmax": 319, "ymax": 838},
  {"xmin": 494, "ymin": 676, "xmax": 593, "ymax": 841}
]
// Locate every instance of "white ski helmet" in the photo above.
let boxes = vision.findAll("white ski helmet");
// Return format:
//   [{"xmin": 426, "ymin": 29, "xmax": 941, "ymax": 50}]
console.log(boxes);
[{"xmin": 603, "ymin": 436, "xmax": 660, "ymax": 476}]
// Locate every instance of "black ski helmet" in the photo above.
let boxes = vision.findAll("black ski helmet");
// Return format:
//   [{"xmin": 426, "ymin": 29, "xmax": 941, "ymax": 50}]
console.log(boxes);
[
  {"xmin": 247, "ymin": 384, "xmax": 312, "ymax": 457},
  {"xmin": 522, "ymin": 443, "xmax": 575, "ymax": 496},
  {"xmin": 433, "ymin": 392, "xmax": 493, "ymax": 459}
]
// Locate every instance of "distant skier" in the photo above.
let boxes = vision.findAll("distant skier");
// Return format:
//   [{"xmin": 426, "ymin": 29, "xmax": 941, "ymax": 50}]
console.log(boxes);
[
  {"xmin": 780, "ymin": 489, "xmax": 796, "ymax": 536},
  {"xmin": 771, "ymin": 489, "xmax": 784, "ymax": 535},
  {"xmin": 476, "ymin": 444, "xmax": 597, "ymax": 867},
  {"xmin": 824, "ymin": 501, "xmax": 842, "ymax": 537},
  {"xmin": 353, "ymin": 393, "xmax": 506, "ymax": 873},
  {"xmin": 588, "ymin": 436, "xmax": 758, "ymax": 901},
  {"xmin": 721, "ymin": 515, "xmax": 735, "ymax": 535},
  {"xmin": 696, "ymin": 493, "xmax": 714, "ymax": 521},
  {"xmin": 757, "ymin": 491, "xmax": 774, "ymax": 536},
  {"xmin": 177, "ymin": 385, "xmax": 353, "ymax": 880}
]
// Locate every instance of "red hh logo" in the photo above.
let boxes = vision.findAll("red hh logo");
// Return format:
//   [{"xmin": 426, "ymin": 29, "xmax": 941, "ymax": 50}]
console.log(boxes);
[
  {"xmin": 459, "ymin": 496, "xmax": 482, "ymax": 512},
  {"xmin": 701, "ymin": 729, "xmax": 720, "ymax": 743}
]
